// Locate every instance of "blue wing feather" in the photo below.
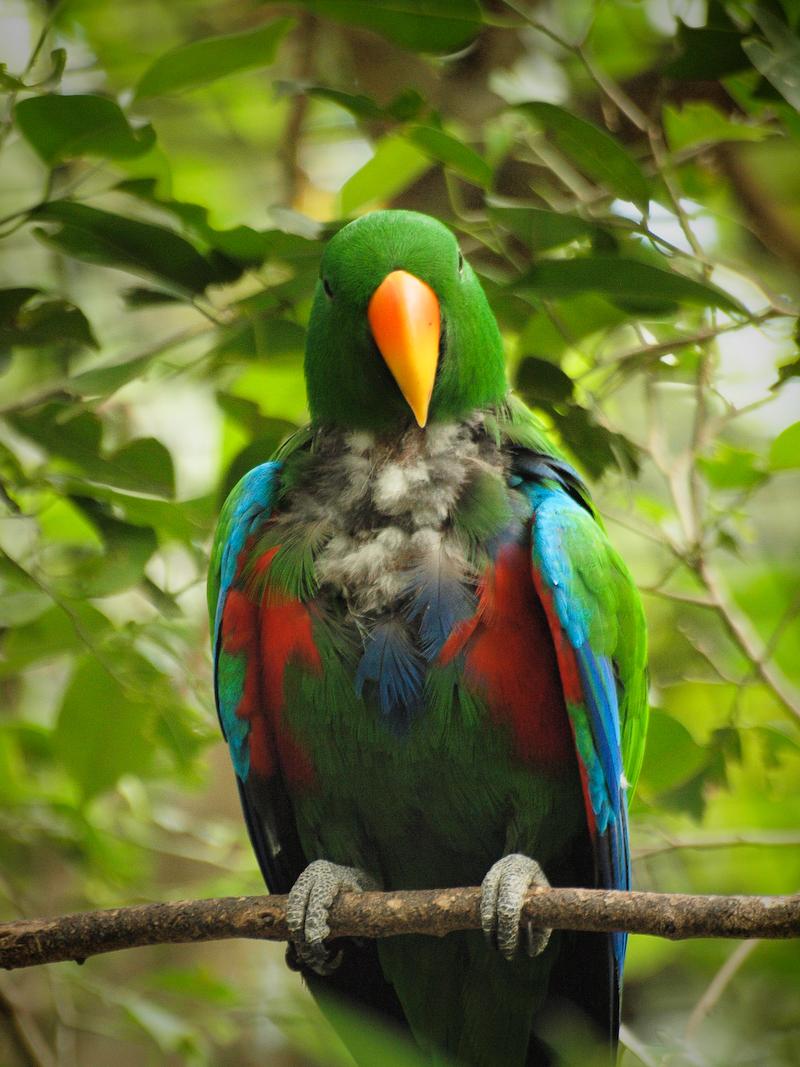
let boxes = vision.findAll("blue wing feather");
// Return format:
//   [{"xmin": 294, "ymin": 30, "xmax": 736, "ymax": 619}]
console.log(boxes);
[{"xmin": 519, "ymin": 470, "xmax": 631, "ymax": 975}]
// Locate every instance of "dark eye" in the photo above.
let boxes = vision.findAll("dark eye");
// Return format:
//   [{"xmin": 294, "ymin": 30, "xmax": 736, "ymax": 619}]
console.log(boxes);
[
  {"xmin": 322, "ymin": 277, "xmax": 334, "ymax": 298},
  {"xmin": 457, "ymin": 250, "xmax": 464, "ymax": 274}
]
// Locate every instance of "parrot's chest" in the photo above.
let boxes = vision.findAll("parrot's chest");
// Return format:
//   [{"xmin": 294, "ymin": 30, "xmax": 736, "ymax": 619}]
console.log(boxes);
[{"xmin": 257, "ymin": 419, "xmax": 582, "ymax": 883}]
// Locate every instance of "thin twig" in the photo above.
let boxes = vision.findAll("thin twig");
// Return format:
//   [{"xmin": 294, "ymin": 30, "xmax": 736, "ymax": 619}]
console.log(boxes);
[{"xmin": 685, "ymin": 939, "xmax": 761, "ymax": 1042}]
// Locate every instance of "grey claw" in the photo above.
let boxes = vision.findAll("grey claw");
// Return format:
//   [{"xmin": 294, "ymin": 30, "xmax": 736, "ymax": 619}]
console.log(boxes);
[
  {"xmin": 480, "ymin": 853, "xmax": 552, "ymax": 961},
  {"xmin": 286, "ymin": 860, "xmax": 378, "ymax": 976}
]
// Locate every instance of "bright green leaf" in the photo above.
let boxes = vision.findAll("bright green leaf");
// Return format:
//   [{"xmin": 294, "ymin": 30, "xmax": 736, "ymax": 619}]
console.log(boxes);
[
  {"xmin": 664, "ymin": 101, "xmax": 773, "ymax": 151},
  {"xmin": 15, "ymin": 94, "xmax": 155, "ymax": 164},
  {"xmin": 55, "ymin": 656, "xmax": 155, "ymax": 797},
  {"xmin": 134, "ymin": 18, "xmax": 294, "ymax": 99},
  {"xmin": 339, "ymin": 134, "xmax": 430, "ymax": 214},
  {"xmin": 769, "ymin": 421, "xmax": 800, "ymax": 469},
  {"xmin": 517, "ymin": 101, "xmax": 650, "ymax": 208}
]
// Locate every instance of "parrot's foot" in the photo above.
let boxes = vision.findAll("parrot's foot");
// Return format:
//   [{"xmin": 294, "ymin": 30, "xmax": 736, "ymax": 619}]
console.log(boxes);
[
  {"xmin": 480, "ymin": 853, "xmax": 552, "ymax": 960},
  {"xmin": 286, "ymin": 860, "xmax": 379, "ymax": 976}
]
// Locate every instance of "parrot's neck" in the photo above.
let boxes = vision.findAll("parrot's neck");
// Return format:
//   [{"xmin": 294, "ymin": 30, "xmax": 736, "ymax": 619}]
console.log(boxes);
[{"xmin": 275, "ymin": 413, "xmax": 506, "ymax": 617}]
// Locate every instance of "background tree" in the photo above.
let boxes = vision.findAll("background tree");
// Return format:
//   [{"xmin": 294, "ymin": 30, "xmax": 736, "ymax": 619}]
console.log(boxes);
[{"xmin": 0, "ymin": 0, "xmax": 798, "ymax": 1064}]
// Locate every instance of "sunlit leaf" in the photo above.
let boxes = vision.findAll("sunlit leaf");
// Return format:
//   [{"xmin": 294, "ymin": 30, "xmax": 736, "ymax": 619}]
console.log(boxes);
[
  {"xmin": 664, "ymin": 101, "xmax": 773, "ymax": 151},
  {"xmin": 134, "ymin": 19, "xmax": 294, "ymax": 99},
  {"xmin": 339, "ymin": 134, "xmax": 430, "ymax": 214},
  {"xmin": 769, "ymin": 421, "xmax": 800, "ymax": 469}
]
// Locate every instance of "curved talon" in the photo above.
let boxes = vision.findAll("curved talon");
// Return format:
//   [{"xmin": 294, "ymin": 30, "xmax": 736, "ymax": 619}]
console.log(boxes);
[
  {"xmin": 480, "ymin": 853, "xmax": 552, "ymax": 961},
  {"xmin": 286, "ymin": 860, "xmax": 378, "ymax": 976}
]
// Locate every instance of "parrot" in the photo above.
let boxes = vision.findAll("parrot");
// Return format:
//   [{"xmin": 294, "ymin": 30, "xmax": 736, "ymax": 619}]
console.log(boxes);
[{"xmin": 208, "ymin": 209, "xmax": 648, "ymax": 1066}]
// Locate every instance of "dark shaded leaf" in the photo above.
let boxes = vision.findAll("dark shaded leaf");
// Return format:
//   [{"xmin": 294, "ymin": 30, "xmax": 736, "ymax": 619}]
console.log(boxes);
[
  {"xmin": 0, "ymin": 294, "xmax": 98, "ymax": 355},
  {"xmin": 15, "ymin": 94, "xmax": 155, "ymax": 164},
  {"xmin": 516, "ymin": 102, "xmax": 650, "ymax": 208},
  {"xmin": 408, "ymin": 126, "xmax": 491, "ymax": 186},
  {"xmin": 664, "ymin": 1, "xmax": 750, "ymax": 79},
  {"xmin": 516, "ymin": 356, "xmax": 574, "ymax": 403},
  {"xmin": 488, "ymin": 200, "xmax": 605, "ymax": 253},
  {"xmin": 122, "ymin": 287, "xmax": 186, "ymax": 308},
  {"xmin": 135, "ymin": 19, "xmax": 294, "ymax": 99},
  {"xmin": 33, "ymin": 201, "xmax": 222, "ymax": 294},
  {"xmin": 265, "ymin": 0, "xmax": 482, "ymax": 54},
  {"xmin": 514, "ymin": 256, "xmax": 744, "ymax": 314}
]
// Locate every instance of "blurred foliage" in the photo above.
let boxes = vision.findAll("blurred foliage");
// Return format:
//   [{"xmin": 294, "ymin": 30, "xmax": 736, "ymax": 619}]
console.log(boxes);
[{"xmin": 0, "ymin": 0, "xmax": 799, "ymax": 1064}]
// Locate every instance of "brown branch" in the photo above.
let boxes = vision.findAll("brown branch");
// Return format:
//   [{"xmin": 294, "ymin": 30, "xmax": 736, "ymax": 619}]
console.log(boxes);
[{"xmin": 1, "ymin": 887, "xmax": 799, "ymax": 972}]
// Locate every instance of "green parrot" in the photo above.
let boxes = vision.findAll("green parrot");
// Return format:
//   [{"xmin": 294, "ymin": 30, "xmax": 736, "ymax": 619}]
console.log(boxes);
[{"xmin": 208, "ymin": 210, "xmax": 648, "ymax": 1066}]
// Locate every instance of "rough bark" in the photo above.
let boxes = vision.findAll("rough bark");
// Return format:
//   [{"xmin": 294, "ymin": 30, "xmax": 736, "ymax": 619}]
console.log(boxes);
[{"xmin": 1, "ymin": 887, "xmax": 798, "ymax": 971}]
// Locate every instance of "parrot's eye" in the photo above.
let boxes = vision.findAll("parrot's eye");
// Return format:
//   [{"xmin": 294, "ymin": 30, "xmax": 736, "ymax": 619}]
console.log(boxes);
[
  {"xmin": 457, "ymin": 250, "xmax": 464, "ymax": 274},
  {"xmin": 322, "ymin": 277, "xmax": 334, "ymax": 299}
]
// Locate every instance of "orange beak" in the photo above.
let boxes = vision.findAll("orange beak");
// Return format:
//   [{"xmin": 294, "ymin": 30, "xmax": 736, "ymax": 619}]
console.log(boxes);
[{"xmin": 367, "ymin": 270, "xmax": 440, "ymax": 428}]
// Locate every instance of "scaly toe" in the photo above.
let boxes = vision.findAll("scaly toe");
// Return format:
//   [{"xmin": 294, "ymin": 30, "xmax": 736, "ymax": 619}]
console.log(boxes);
[
  {"xmin": 480, "ymin": 853, "xmax": 552, "ymax": 961},
  {"xmin": 286, "ymin": 860, "xmax": 378, "ymax": 977}
]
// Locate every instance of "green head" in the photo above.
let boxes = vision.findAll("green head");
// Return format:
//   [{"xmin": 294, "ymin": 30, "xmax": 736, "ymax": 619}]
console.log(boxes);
[{"xmin": 304, "ymin": 210, "xmax": 507, "ymax": 432}]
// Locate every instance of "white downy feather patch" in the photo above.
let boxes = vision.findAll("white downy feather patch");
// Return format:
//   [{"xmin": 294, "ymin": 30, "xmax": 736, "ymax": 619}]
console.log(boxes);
[{"xmin": 272, "ymin": 417, "xmax": 505, "ymax": 618}]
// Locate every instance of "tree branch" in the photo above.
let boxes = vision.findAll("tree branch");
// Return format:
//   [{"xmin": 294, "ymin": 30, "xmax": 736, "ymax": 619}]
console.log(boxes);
[{"xmin": 1, "ymin": 887, "xmax": 798, "ymax": 972}]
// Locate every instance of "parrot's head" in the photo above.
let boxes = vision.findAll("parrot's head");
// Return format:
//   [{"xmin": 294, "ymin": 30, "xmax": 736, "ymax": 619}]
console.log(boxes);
[{"xmin": 305, "ymin": 210, "xmax": 507, "ymax": 432}]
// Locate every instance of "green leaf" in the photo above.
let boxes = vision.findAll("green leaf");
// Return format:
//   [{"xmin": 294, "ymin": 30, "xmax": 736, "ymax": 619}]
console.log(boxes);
[
  {"xmin": 638, "ymin": 709, "xmax": 709, "ymax": 794},
  {"xmin": 0, "ymin": 602, "xmax": 112, "ymax": 676},
  {"xmin": 514, "ymin": 256, "xmax": 744, "ymax": 314},
  {"xmin": 516, "ymin": 102, "xmax": 650, "ymax": 208},
  {"xmin": 664, "ymin": 101, "xmax": 773, "ymax": 151},
  {"xmin": 134, "ymin": 18, "xmax": 294, "ymax": 99},
  {"xmin": 664, "ymin": 1, "xmax": 749, "ymax": 79},
  {"xmin": 300, "ymin": 84, "xmax": 426, "ymax": 122},
  {"xmin": 407, "ymin": 126, "xmax": 491, "ymax": 187},
  {"xmin": 267, "ymin": 0, "xmax": 482, "ymax": 54},
  {"xmin": 118, "ymin": 178, "xmax": 271, "ymax": 273},
  {"xmin": 488, "ymin": 200, "xmax": 604, "ymax": 253},
  {"xmin": 698, "ymin": 444, "xmax": 767, "ymax": 490},
  {"xmin": 743, "ymin": 19, "xmax": 800, "ymax": 111},
  {"xmin": 0, "ymin": 293, "xmax": 98, "ymax": 355},
  {"xmin": 106, "ymin": 438, "xmax": 175, "ymax": 497},
  {"xmin": 33, "ymin": 201, "xmax": 221, "ymax": 294},
  {"xmin": 15, "ymin": 94, "xmax": 155, "ymax": 164},
  {"xmin": 769, "ymin": 421, "xmax": 800, "ymax": 469},
  {"xmin": 55, "ymin": 656, "xmax": 154, "ymax": 797},
  {"xmin": 9, "ymin": 404, "xmax": 175, "ymax": 496},
  {"xmin": 339, "ymin": 134, "xmax": 430, "ymax": 214},
  {"xmin": 0, "ymin": 557, "xmax": 51, "ymax": 626},
  {"xmin": 62, "ymin": 504, "xmax": 158, "ymax": 597},
  {"xmin": 516, "ymin": 357, "xmax": 574, "ymax": 403}
]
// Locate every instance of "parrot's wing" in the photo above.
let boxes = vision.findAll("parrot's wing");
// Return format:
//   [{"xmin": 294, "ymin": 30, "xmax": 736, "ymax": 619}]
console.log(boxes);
[
  {"xmin": 208, "ymin": 462, "xmax": 308, "ymax": 894},
  {"xmin": 518, "ymin": 455, "xmax": 648, "ymax": 974}
]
